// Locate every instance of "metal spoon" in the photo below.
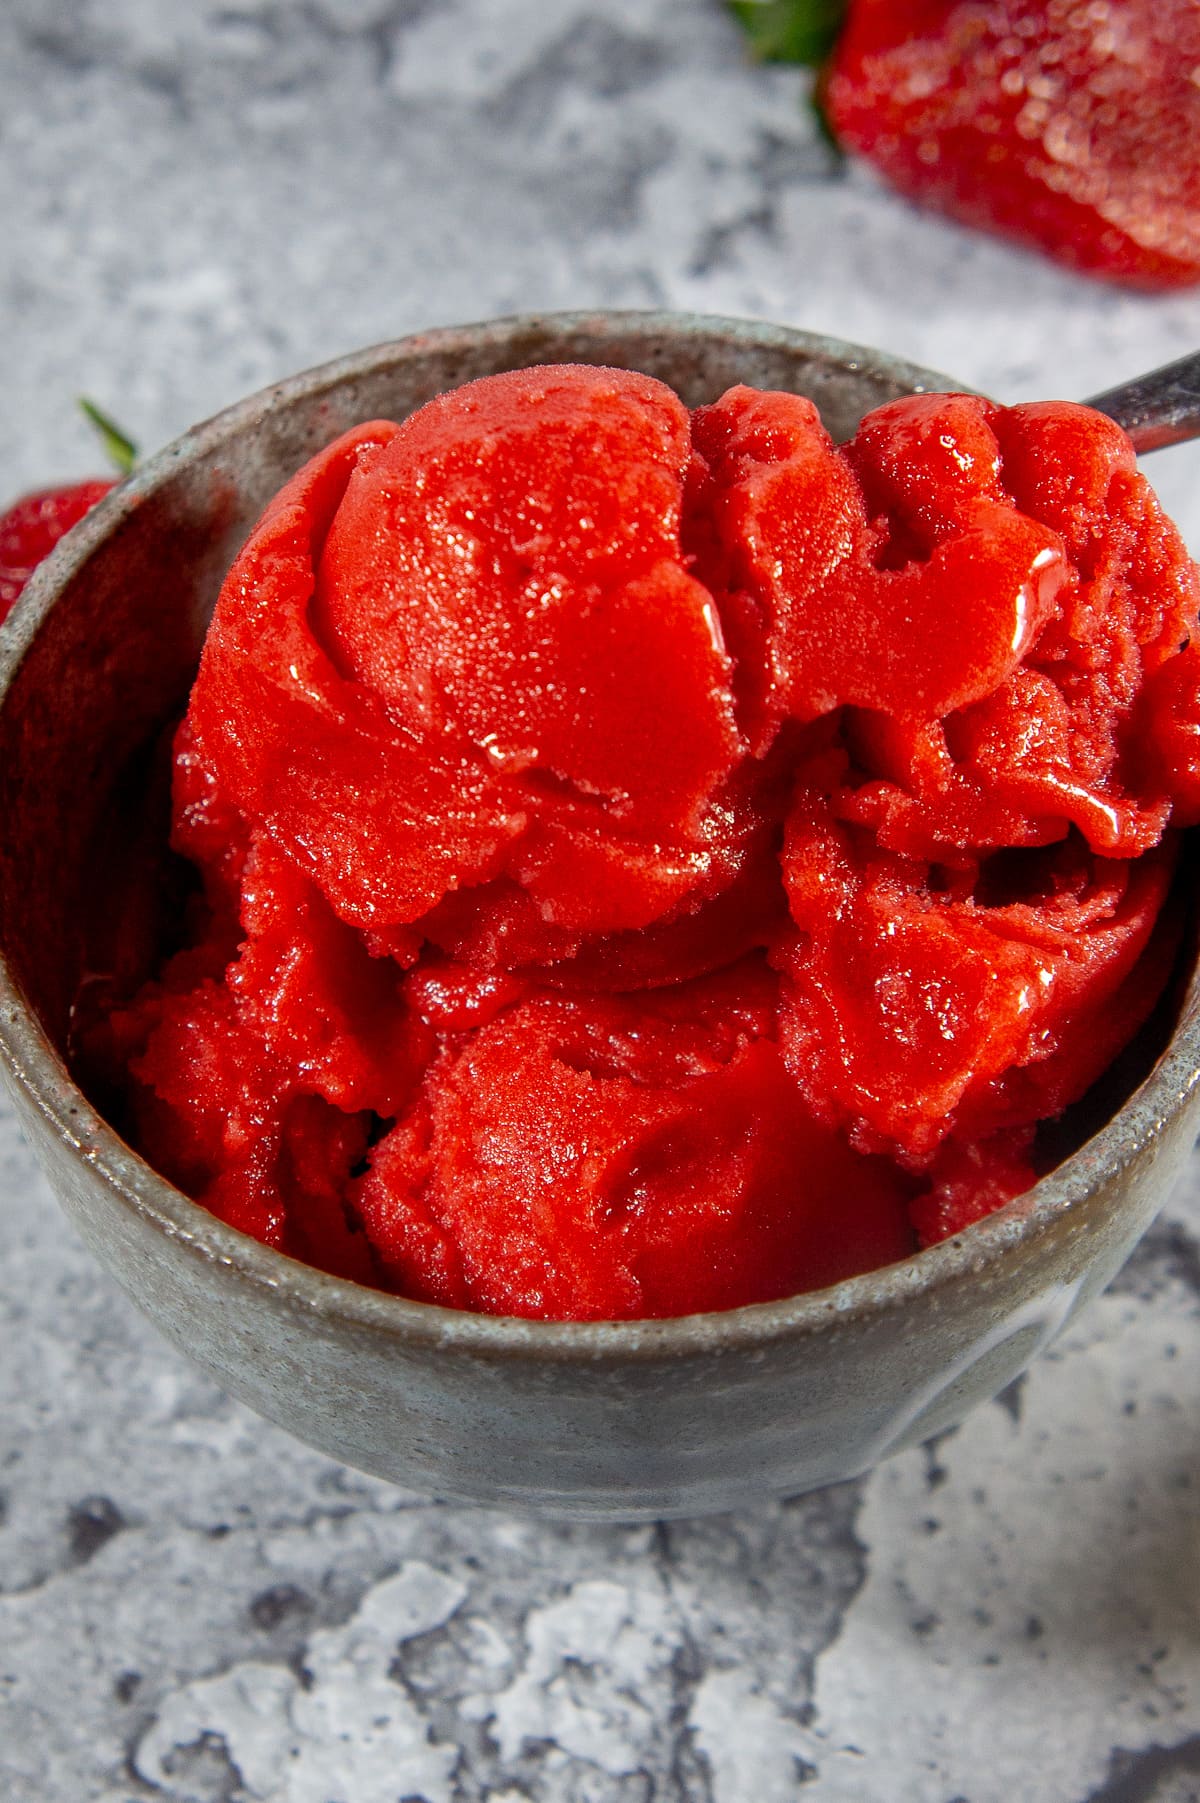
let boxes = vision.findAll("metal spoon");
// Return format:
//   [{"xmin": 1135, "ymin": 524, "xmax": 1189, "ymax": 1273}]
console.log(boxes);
[{"xmin": 1084, "ymin": 350, "xmax": 1200, "ymax": 453}]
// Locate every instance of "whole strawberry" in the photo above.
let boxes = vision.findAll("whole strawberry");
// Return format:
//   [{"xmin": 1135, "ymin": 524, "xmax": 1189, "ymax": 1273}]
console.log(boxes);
[
  {"xmin": 0, "ymin": 482, "xmax": 115, "ymax": 625},
  {"xmin": 732, "ymin": 0, "xmax": 1200, "ymax": 290},
  {"xmin": 0, "ymin": 402, "xmax": 136, "ymax": 627}
]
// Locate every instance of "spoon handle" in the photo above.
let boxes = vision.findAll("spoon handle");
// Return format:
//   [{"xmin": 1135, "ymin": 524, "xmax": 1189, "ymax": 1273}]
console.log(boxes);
[{"xmin": 1085, "ymin": 351, "xmax": 1200, "ymax": 453}]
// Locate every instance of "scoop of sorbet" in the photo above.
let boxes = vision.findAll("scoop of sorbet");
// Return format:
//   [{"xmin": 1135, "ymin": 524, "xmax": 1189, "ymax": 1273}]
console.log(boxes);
[{"xmin": 96, "ymin": 363, "xmax": 1200, "ymax": 1320}]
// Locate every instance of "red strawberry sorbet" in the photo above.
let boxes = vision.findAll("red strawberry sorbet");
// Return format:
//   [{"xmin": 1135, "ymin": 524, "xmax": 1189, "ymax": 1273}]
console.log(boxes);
[{"xmin": 98, "ymin": 364, "xmax": 1200, "ymax": 1319}]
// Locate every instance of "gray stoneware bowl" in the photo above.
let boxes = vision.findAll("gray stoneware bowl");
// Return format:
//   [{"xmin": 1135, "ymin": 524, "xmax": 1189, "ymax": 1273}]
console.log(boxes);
[{"xmin": 2, "ymin": 312, "xmax": 1198, "ymax": 1521}]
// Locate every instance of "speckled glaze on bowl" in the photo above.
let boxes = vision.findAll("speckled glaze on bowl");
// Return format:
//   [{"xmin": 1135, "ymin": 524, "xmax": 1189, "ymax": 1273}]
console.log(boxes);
[{"xmin": 2, "ymin": 312, "xmax": 1198, "ymax": 1521}]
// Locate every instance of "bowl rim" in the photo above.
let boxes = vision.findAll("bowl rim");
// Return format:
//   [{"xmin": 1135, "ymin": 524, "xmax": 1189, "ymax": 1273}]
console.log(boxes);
[{"xmin": 2, "ymin": 307, "xmax": 1198, "ymax": 1363}]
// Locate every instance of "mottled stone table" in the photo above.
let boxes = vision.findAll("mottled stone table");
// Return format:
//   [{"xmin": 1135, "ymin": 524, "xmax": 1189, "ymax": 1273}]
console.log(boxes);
[{"xmin": 2, "ymin": 5, "xmax": 1199, "ymax": 1799}]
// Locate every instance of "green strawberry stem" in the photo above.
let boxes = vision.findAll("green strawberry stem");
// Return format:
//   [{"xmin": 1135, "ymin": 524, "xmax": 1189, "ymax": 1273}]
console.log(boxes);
[
  {"xmin": 728, "ymin": 0, "xmax": 848, "ymax": 66},
  {"xmin": 810, "ymin": 80, "xmax": 845, "ymax": 160},
  {"xmin": 79, "ymin": 397, "xmax": 138, "ymax": 476}
]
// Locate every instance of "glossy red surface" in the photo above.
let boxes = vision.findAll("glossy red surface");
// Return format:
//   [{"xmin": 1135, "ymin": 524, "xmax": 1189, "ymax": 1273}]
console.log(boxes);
[
  {"xmin": 0, "ymin": 480, "xmax": 115, "ymax": 624},
  {"xmin": 823, "ymin": 0, "xmax": 1200, "ymax": 290},
  {"xmin": 96, "ymin": 366, "xmax": 1200, "ymax": 1316}
]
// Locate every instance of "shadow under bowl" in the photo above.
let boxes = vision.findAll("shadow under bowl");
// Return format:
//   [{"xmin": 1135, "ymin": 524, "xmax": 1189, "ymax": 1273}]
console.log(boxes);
[{"xmin": 1, "ymin": 311, "xmax": 1198, "ymax": 1521}]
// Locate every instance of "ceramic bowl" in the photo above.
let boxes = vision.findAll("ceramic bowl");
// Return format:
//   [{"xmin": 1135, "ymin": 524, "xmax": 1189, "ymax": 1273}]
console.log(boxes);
[{"xmin": 2, "ymin": 312, "xmax": 1198, "ymax": 1521}]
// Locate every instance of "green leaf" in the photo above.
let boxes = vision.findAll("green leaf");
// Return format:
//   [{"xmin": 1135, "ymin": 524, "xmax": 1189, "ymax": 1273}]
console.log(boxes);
[
  {"xmin": 728, "ymin": 0, "xmax": 847, "ymax": 66},
  {"xmin": 728, "ymin": 0, "xmax": 848, "ymax": 66},
  {"xmin": 79, "ymin": 397, "xmax": 138, "ymax": 475},
  {"xmin": 809, "ymin": 87, "xmax": 846, "ymax": 162}
]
